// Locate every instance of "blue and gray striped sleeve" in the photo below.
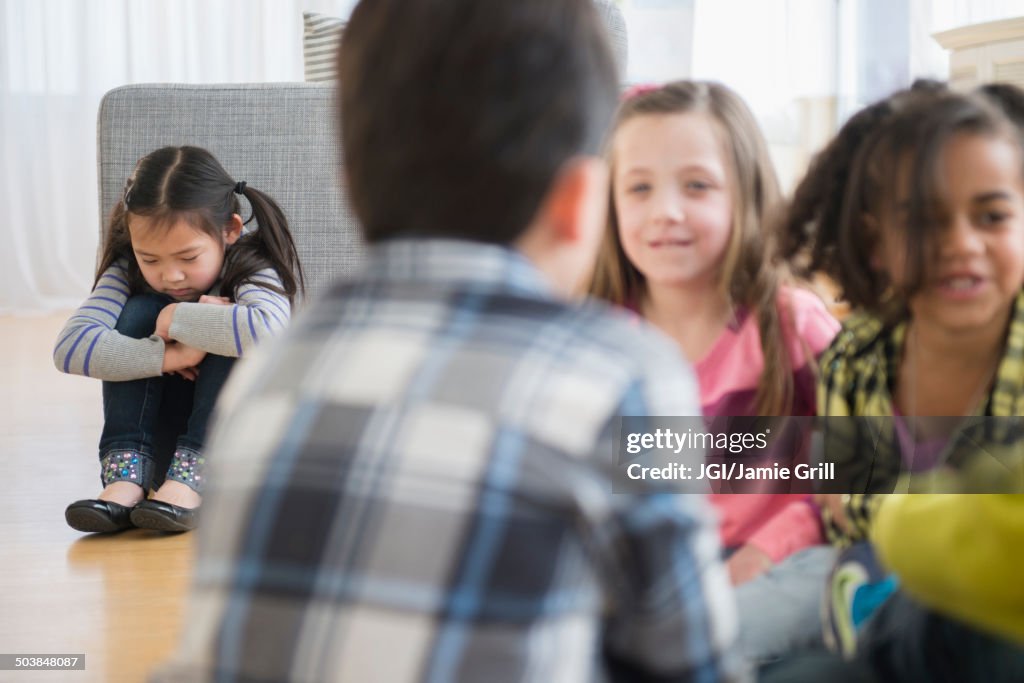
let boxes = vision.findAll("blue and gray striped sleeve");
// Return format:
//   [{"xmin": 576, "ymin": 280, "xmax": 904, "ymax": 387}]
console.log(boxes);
[
  {"xmin": 168, "ymin": 268, "xmax": 291, "ymax": 358},
  {"xmin": 52, "ymin": 262, "xmax": 166, "ymax": 380}
]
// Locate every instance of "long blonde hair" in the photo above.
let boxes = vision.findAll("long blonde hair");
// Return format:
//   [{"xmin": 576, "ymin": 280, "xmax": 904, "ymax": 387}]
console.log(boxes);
[{"xmin": 589, "ymin": 80, "xmax": 793, "ymax": 414}]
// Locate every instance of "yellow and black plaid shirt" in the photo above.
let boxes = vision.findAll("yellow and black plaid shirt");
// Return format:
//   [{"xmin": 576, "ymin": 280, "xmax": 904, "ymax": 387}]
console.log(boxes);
[{"xmin": 817, "ymin": 291, "xmax": 1024, "ymax": 546}]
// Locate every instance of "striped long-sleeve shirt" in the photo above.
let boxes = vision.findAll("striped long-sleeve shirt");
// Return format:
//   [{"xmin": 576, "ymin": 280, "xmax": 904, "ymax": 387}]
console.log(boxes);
[{"xmin": 53, "ymin": 259, "xmax": 291, "ymax": 381}]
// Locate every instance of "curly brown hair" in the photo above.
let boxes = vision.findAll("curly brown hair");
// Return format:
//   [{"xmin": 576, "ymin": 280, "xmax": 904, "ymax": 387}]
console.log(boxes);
[{"xmin": 779, "ymin": 85, "xmax": 1019, "ymax": 320}]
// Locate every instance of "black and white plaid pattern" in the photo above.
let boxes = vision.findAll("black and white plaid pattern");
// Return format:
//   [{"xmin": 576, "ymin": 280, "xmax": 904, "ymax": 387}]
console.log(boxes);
[{"xmin": 154, "ymin": 240, "xmax": 746, "ymax": 682}]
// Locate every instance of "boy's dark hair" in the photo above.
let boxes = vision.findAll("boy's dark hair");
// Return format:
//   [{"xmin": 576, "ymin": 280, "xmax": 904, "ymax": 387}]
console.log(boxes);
[
  {"xmin": 780, "ymin": 86, "xmax": 1018, "ymax": 315},
  {"xmin": 97, "ymin": 146, "xmax": 305, "ymax": 304},
  {"xmin": 338, "ymin": 0, "xmax": 619, "ymax": 244}
]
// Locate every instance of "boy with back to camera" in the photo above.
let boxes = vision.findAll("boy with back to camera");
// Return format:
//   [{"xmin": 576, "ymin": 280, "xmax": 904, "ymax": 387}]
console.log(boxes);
[{"xmin": 154, "ymin": 1, "xmax": 746, "ymax": 680}]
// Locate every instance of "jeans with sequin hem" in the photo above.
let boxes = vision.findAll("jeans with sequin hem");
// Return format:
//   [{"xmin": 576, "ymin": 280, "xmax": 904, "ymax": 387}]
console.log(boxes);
[{"xmin": 97, "ymin": 293, "xmax": 234, "ymax": 493}]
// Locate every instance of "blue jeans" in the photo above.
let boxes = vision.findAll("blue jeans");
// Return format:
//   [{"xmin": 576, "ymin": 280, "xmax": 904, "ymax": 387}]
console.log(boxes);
[
  {"xmin": 735, "ymin": 544, "xmax": 837, "ymax": 665},
  {"xmin": 98, "ymin": 294, "xmax": 234, "ymax": 491},
  {"xmin": 858, "ymin": 590, "xmax": 1024, "ymax": 682}
]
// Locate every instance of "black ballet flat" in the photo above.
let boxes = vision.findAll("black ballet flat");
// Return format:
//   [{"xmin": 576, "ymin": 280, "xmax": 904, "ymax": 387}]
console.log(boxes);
[
  {"xmin": 65, "ymin": 499, "xmax": 135, "ymax": 533},
  {"xmin": 130, "ymin": 499, "xmax": 199, "ymax": 532}
]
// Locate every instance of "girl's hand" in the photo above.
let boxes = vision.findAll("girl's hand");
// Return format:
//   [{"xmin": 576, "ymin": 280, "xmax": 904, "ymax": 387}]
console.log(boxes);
[
  {"xmin": 173, "ymin": 366, "xmax": 200, "ymax": 381},
  {"xmin": 199, "ymin": 295, "xmax": 232, "ymax": 306},
  {"xmin": 162, "ymin": 341, "xmax": 207, "ymax": 375},
  {"xmin": 727, "ymin": 544, "xmax": 774, "ymax": 585},
  {"xmin": 155, "ymin": 303, "xmax": 178, "ymax": 341}
]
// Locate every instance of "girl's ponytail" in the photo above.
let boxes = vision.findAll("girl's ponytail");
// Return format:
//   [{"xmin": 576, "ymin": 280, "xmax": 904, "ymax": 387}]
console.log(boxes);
[{"xmin": 221, "ymin": 186, "xmax": 306, "ymax": 305}]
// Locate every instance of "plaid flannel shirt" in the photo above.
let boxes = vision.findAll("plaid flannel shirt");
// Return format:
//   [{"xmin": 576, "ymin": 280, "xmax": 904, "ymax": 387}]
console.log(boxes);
[
  {"xmin": 154, "ymin": 239, "xmax": 747, "ymax": 683},
  {"xmin": 818, "ymin": 291, "xmax": 1024, "ymax": 546}
]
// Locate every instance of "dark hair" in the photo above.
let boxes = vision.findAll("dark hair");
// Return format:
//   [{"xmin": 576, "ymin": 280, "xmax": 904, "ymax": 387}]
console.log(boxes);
[
  {"xmin": 96, "ymin": 146, "xmax": 305, "ymax": 304},
  {"xmin": 589, "ymin": 81, "xmax": 796, "ymax": 415},
  {"xmin": 977, "ymin": 82, "xmax": 1024, "ymax": 129},
  {"xmin": 338, "ymin": 0, "xmax": 619, "ymax": 244},
  {"xmin": 780, "ymin": 86, "xmax": 1018, "ymax": 316},
  {"xmin": 779, "ymin": 92, "xmax": 911, "ymax": 306}
]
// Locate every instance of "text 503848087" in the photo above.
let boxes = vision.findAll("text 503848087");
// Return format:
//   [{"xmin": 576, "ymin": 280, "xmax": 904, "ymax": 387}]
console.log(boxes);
[{"xmin": 0, "ymin": 654, "xmax": 85, "ymax": 670}]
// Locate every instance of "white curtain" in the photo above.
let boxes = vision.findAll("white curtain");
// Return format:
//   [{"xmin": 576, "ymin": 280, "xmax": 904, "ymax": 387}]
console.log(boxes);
[
  {"xmin": 0, "ymin": 0, "xmax": 353, "ymax": 314},
  {"xmin": 622, "ymin": 0, "xmax": 1024, "ymax": 190},
  {"xmin": 694, "ymin": 0, "xmax": 840, "ymax": 192},
  {"xmin": 7, "ymin": 0, "xmax": 1024, "ymax": 314},
  {"xmin": 620, "ymin": 0, "xmax": 842, "ymax": 190}
]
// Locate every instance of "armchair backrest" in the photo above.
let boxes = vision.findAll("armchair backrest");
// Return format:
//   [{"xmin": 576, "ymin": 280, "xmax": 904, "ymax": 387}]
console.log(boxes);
[
  {"xmin": 96, "ymin": 83, "xmax": 365, "ymax": 301},
  {"xmin": 96, "ymin": 0, "xmax": 629, "ymax": 300}
]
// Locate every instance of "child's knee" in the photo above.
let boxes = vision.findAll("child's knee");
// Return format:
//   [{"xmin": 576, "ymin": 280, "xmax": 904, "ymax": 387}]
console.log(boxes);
[
  {"xmin": 195, "ymin": 354, "xmax": 236, "ymax": 394},
  {"xmin": 115, "ymin": 294, "xmax": 169, "ymax": 338},
  {"xmin": 199, "ymin": 353, "xmax": 235, "ymax": 370}
]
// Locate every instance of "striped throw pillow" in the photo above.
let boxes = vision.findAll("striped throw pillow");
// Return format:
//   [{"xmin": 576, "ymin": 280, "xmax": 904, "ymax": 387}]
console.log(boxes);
[
  {"xmin": 303, "ymin": 11, "xmax": 345, "ymax": 83},
  {"xmin": 302, "ymin": 1, "xmax": 626, "ymax": 83}
]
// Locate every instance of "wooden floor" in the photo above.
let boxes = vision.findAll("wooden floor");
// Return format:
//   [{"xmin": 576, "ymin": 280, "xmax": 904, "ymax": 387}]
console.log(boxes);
[{"xmin": 0, "ymin": 314, "xmax": 191, "ymax": 683}]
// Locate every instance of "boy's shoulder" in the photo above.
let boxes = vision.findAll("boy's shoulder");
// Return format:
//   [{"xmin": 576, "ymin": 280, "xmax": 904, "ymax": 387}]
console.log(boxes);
[
  {"xmin": 225, "ymin": 288, "xmax": 701, "ymax": 451},
  {"xmin": 555, "ymin": 298, "xmax": 701, "ymax": 413},
  {"xmin": 316, "ymin": 274, "xmax": 688, "ymax": 376},
  {"xmin": 560, "ymin": 295, "xmax": 692, "ymax": 370},
  {"xmin": 303, "ymin": 282, "xmax": 695, "ymax": 401}
]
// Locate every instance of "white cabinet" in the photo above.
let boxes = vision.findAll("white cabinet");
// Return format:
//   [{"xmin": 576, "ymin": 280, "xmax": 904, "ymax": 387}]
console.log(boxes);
[{"xmin": 934, "ymin": 17, "xmax": 1024, "ymax": 90}]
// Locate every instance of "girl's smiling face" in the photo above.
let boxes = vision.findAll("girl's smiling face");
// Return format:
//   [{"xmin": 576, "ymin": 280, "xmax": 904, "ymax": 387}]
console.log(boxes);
[
  {"xmin": 877, "ymin": 132, "xmax": 1024, "ymax": 336},
  {"xmin": 612, "ymin": 111, "xmax": 734, "ymax": 290},
  {"xmin": 128, "ymin": 215, "xmax": 241, "ymax": 302}
]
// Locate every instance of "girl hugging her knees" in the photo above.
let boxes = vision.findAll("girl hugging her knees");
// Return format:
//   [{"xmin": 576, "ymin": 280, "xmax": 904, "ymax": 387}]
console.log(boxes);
[
  {"xmin": 589, "ymin": 81, "xmax": 841, "ymax": 661},
  {"xmin": 55, "ymin": 145, "xmax": 304, "ymax": 534}
]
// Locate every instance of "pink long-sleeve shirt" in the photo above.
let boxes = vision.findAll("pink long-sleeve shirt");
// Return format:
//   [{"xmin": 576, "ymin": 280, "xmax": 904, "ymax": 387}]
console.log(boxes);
[{"xmin": 697, "ymin": 286, "xmax": 840, "ymax": 562}]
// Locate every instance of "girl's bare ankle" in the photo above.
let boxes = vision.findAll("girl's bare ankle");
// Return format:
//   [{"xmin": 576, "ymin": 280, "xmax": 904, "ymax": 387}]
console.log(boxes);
[
  {"xmin": 151, "ymin": 480, "xmax": 202, "ymax": 509},
  {"xmin": 97, "ymin": 481, "xmax": 145, "ymax": 507}
]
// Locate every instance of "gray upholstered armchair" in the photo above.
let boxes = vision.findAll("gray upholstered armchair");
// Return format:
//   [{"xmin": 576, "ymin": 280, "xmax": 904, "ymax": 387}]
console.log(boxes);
[{"xmin": 96, "ymin": 83, "xmax": 362, "ymax": 300}]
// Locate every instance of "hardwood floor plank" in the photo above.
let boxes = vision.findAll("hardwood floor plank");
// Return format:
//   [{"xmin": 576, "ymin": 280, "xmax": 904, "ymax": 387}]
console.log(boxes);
[{"xmin": 0, "ymin": 314, "xmax": 191, "ymax": 683}]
